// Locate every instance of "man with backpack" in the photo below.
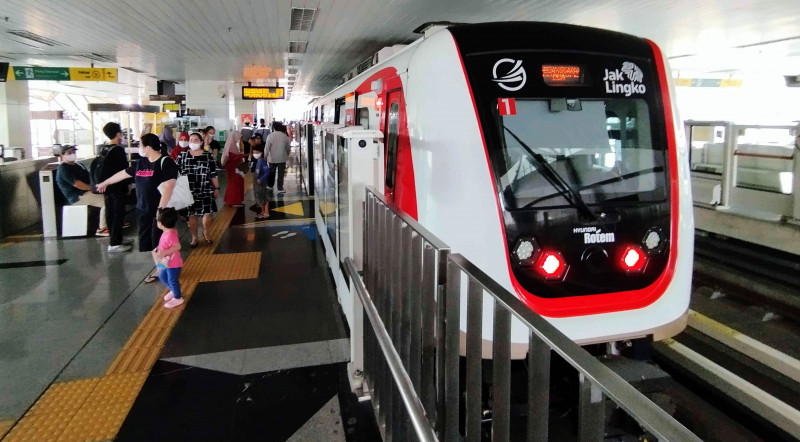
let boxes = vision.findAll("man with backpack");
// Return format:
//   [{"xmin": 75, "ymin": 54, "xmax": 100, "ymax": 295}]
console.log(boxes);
[{"xmin": 94, "ymin": 122, "xmax": 133, "ymax": 252}]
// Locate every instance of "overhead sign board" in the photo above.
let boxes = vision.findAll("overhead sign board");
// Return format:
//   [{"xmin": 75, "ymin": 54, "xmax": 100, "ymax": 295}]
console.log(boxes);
[
  {"xmin": 10, "ymin": 66, "xmax": 118, "ymax": 82},
  {"xmin": 242, "ymin": 86, "xmax": 285, "ymax": 100}
]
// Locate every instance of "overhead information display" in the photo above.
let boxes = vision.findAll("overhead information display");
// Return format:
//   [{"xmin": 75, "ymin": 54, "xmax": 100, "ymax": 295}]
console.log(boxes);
[
  {"xmin": 541, "ymin": 65, "xmax": 584, "ymax": 86},
  {"xmin": 10, "ymin": 66, "xmax": 118, "ymax": 82},
  {"xmin": 242, "ymin": 86, "xmax": 285, "ymax": 100}
]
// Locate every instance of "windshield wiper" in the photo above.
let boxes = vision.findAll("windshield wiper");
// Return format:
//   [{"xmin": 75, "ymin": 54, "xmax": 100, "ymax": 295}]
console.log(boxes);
[{"xmin": 503, "ymin": 126, "xmax": 597, "ymax": 220}]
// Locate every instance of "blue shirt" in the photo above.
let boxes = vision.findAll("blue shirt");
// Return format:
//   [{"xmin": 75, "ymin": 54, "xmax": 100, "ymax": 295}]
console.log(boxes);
[
  {"xmin": 256, "ymin": 158, "xmax": 270, "ymax": 183},
  {"xmin": 56, "ymin": 162, "xmax": 89, "ymax": 204}
]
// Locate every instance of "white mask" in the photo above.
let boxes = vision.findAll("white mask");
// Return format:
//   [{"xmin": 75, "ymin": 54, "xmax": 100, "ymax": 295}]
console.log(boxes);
[
  {"xmin": 179, "ymin": 140, "xmax": 189, "ymax": 148},
  {"xmin": 63, "ymin": 153, "xmax": 77, "ymax": 162},
  {"xmin": 189, "ymin": 142, "xmax": 202, "ymax": 151},
  {"xmin": 138, "ymin": 147, "xmax": 147, "ymax": 157},
  {"xmin": 253, "ymin": 153, "xmax": 262, "ymax": 159}
]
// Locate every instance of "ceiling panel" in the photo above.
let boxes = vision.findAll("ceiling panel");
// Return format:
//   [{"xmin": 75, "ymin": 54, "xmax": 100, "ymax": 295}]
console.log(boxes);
[{"xmin": 0, "ymin": 0, "xmax": 798, "ymax": 98}]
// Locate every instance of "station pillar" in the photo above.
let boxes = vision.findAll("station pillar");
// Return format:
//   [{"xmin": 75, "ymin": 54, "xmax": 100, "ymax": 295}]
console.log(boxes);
[
  {"xmin": 0, "ymin": 80, "xmax": 32, "ymax": 157},
  {"xmin": 794, "ymin": 124, "xmax": 800, "ymax": 221}
]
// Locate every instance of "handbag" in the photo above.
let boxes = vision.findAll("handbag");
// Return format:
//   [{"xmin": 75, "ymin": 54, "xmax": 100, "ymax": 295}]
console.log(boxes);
[{"xmin": 157, "ymin": 157, "xmax": 195, "ymax": 209}]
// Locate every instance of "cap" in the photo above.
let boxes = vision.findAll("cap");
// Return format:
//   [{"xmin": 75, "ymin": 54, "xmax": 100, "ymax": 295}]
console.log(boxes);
[{"xmin": 53, "ymin": 144, "xmax": 77, "ymax": 156}]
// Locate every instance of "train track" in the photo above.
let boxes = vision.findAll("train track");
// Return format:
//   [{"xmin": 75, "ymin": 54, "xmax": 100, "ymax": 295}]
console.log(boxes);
[{"xmin": 651, "ymin": 232, "xmax": 800, "ymax": 441}]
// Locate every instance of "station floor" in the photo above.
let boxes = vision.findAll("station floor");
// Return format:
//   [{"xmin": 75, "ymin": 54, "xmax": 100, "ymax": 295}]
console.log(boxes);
[{"xmin": 0, "ymin": 169, "xmax": 381, "ymax": 441}]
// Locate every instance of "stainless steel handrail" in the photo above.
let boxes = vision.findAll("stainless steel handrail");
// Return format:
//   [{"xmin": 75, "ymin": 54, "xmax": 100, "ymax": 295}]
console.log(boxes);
[
  {"xmin": 447, "ymin": 254, "xmax": 701, "ymax": 442},
  {"xmin": 344, "ymin": 257, "xmax": 438, "ymax": 442}
]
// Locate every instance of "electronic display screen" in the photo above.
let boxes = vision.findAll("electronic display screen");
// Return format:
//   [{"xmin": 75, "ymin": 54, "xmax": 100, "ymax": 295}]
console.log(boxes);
[
  {"xmin": 242, "ymin": 87, "xmax": 285, "ymax": 100},
  {"xmin": 541, "ymin": 65, "xmax": 585, "ymax": 86}
]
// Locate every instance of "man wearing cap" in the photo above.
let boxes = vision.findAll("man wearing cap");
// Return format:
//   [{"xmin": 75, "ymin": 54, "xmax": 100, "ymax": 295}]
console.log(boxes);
[
  {"xmin": 100, "ymin": 122, "xmax": 134, "ymax": 252},
  {"xmin": 55, "ymin": 145, "xmax": 109, "ymax": 237}
]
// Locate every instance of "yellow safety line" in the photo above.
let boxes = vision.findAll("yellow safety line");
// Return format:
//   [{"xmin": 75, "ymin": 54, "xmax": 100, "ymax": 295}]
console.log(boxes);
[
  {"xmin": 3, "ymin": 205, "xmax": 261, "ymax": 442},
  {"xmin": 233, "ymin": 217, "xmax": 315, "ymax": 229}
]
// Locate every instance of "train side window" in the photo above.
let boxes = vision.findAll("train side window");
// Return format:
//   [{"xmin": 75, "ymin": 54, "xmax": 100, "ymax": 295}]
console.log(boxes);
[
  {"xmin": 357, "ymin": 107, "xmax": 369, "ymax": 129},
  {"xmin": 385, "ymin": 102, "xmax": 400, "ymax": 189}
]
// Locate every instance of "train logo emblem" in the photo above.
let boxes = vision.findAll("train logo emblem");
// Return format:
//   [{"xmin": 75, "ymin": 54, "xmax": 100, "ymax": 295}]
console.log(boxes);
[
  {"xmin": 574, "ymin": 226, "xmax": 616, "ymax": 244},
  {"xmin": 492, "ymin": 58, "xmax": 527, "ymax": 91},
  {"xmin": 604, "ymin": 61, "xmax": 646, "ymax": 96}
]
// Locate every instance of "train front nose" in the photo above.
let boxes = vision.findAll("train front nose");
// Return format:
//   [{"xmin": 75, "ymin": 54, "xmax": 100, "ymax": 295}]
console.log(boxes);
[{"xmin": 581, "ymin": 246, "xmax": 609, "ymax": 275}]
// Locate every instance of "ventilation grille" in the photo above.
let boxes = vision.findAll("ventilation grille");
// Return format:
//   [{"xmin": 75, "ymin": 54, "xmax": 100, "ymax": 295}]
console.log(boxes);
[
  {"xmin": 287, "ymin": 58, "xmax": 301, "ymax": 67},
  {"xmin": 290, "ymin": 8, "xmax": 317, "ymax": 31},
  {"xmin": 356, "ymin": 56, "xmax": 374, "ymax": 74},
  {"xmin": 81, "ymin": 53, "xmax": 117, "ymax": 63},
  {"xmin": 7, "ymin": 30, "xmax": 66, "ymax": 46},
  {"xmin": 287, "ymin": 68, "xmax": 299, "ymax": 75},
  {"xmin": 289, "ymin": 41, "xmax": 308, "ymax": 54}
]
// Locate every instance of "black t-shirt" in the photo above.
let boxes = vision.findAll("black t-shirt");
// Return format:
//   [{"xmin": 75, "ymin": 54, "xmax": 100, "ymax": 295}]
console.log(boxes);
[
  {"xmin": 125, "ymin": 155, "xmax": 179, "ymax": 215},
  {"xmin": 103, "ymin": 144, "xmax": 131, "ymax": 195},
  {"xmin": 56, "ymin": 162, "xmax": 90, "ymax": 204}
]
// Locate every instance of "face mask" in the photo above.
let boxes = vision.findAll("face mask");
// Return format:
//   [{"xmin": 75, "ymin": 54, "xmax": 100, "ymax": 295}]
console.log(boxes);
[
  {"xmin": 189, "ymin": 142, "xmax": 202, "ymax": 151},
  {"xmin": 138, "ymin": 147, "xmax": 147, "ymax": 157},
  {"xmin": 63, "ymin": 153, "xmax": 77, "ymax": 162},
  {"xmin": 179, "ymin": 141, "xmax": 189, "ymax": 148},
  {"xmin": 253, "ymin": 153, "xmax": 262, "ymax": 159}
]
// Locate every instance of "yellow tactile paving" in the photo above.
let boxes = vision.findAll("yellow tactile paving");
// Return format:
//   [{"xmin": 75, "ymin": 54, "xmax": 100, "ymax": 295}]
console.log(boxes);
[
  {"xmin": 2, "ymin": 203, "xmax": 258, "ymax": 442},
  {"xmin": 0, "ymin": 422, "xmax": 13, "ymax": 439}
]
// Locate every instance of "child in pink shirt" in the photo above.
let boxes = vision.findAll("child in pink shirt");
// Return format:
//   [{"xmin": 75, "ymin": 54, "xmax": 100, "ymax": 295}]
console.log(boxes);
[{"xmin": 153, "ymin": 208, "xmax": 184, "ymax": 308}]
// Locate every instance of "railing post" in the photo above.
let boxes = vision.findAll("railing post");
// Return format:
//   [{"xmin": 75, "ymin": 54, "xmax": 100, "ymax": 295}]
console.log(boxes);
[
  {"xmin": 409, "ymin": 233, "xmax": 424, "ymax": 392},
  {"xmin": 492, "ymin": 304, "xmax": 511, "ymax": 442},
  {"xmin": 444, "ymin": 260, "xmax": 461, "ymax": 442},
  {"xmin": 578, "ymin": 374, "xmax": 605, "ymax": 442},
  {"xmin": 527, "ymin": 332, "xmax": 550, "ymax": 442},
  {"xmin": 465, "ymin": 279, "xmax": 483, "ymax": 442},
  {"xmin": 421, "ymin": 243, "xmax": 438, "ymax": 428}
]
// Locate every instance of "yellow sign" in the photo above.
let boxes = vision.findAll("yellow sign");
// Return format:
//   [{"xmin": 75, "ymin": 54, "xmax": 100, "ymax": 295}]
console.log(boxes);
[
  {"xmin": 242, "ymin": 86, "xmax": 285, "ymax": 100},
  {"xmin": 67, "ymin": 67, "xmax": 118, "ymax": 82},
  {"xmin": 163, "ymin": 103, "xmax": 180, "ymax": 111}
]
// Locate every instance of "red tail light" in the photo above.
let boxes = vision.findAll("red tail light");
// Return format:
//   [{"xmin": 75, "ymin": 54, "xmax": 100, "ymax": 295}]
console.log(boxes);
[
  {"xmin": 621, "ymin": 246, "xmax": 647, "ymax": 273},
  {"xmin": 535, "ymin": 251, "xmax": 567, "ymax": 281}
]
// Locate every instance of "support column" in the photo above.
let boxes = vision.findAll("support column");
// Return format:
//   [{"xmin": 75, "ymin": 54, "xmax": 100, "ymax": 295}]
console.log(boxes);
[
  {"xmin": 793, "ymin": 124, "xmax": 800, "ymax": 221},
  {"xmin": 0, "ymin": 81, "xmax": 31, "ymax": 158}
]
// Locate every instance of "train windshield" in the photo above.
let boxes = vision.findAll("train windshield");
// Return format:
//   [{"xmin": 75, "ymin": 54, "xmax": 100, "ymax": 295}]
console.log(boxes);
[{"xmin": 497, "ymin": 98, "xmax": 668, "ymax": 210}]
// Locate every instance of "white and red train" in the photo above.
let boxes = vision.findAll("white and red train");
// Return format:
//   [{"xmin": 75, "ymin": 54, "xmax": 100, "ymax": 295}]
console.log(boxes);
[{"xmin": 307, "ymin": 22, "xmax": 694, "ymax": 351}]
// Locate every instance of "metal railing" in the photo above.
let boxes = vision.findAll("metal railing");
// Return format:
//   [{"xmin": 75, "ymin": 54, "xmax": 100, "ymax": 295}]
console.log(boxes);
[{"xmin": 351, "ymin": 186, "xmax": 700, "ymax": 441}]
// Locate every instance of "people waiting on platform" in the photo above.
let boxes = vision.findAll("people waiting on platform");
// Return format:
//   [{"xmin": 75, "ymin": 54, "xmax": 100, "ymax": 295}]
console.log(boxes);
[
  {"xmin": 221, "ymin": 131, "xmax": 245, "ymax": 207},
  {"xmin": 54, "ymin": 145, "xmax": 109, "ymax": 238},
  {"xmin": 177, "ymin": 132, "xmax": 220, "ymax": 247},
  {"xmin": 97, "ymin": 133, "xmax": 178, "ymax": 283},
  {"xmin": 255, "ymin": 118, "xmax": 270, "ymax": 141},
  {"xmin": 265, "ymin": 122, "xmax": 291, "ymax": 194},
  {"xmin": 169, "ymin": 131, "xmax": 190, "ymax": 160},
  {"xmin": 158, "ymin": 127, "xmax": 176, "ymax": 156},
  {"xmin": 153, "ymin": 207, "xmax": 184, "ymax": 308},
  {"xmin": 100, "ymin": 122, "xmax": 135, "ymax": 252},
  {"xmin": 240, "ymin": 120, "xmax": 254, "ymax": 158},
  {"xmin": 252, "ymin": 144, "xmax": 270, "ymax": 220},
  {"xmin": 202, "ymin": 126, "xmax": 221, "ymax": 159}
]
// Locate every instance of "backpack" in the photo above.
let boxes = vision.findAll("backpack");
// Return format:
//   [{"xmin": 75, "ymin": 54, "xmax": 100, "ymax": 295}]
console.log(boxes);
[{"xmin": 89, "ymin": 144, "xmax": 115, "ymax": 194}]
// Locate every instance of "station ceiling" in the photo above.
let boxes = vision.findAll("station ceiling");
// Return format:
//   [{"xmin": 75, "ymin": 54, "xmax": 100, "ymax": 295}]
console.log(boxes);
[{"xmin": 1, "ymin": 0, "xmax": 799, "ymax": 98}]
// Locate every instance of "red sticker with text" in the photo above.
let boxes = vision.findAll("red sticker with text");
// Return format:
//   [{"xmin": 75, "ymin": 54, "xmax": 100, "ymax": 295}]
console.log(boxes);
[{"xmin": 498, "ymin": 98, "xmax": 517, "ymax": 116}]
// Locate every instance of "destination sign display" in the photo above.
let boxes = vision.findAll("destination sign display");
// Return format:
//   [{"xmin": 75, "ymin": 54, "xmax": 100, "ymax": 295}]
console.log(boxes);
[
  {"xmin": 541, "ymin": 65, "xmax": 584, "ymax": 86},
  {"xmin": 242, "ymin": 86, "xmax": 285, "ymax": 100}
]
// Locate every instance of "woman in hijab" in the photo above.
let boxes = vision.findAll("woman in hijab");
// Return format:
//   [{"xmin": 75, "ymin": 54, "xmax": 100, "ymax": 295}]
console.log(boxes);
[
  {"xmin": 221, "ymin": 131, "xmax": 245, "ymax": 207},
  {"xmin": 158, "ymin": 127, "xmax": 176, "ymax": 156},
  {"xmin": 169, "ymin": 131, "xmax": 190, "ymax": 160}
]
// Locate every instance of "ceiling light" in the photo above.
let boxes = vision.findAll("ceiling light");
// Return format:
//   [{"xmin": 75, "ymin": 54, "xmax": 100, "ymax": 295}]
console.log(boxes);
[
  {"xmin": 287, "ymin": 59, "xmax": 301, "ymax": 67},
  {"xmin": 290, "ymin": 8, "xmax": 317, "ymax": 31},
  {"xmin": 288, "ymin": 68, "xmax": 298, "ymax": 75},
  {"xmin": 289, "ymin": 41, "xmax": 308, "ymax": 54}
]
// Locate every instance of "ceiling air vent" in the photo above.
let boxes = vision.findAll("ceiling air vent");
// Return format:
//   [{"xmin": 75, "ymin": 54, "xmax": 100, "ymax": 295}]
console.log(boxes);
[
  {"xmin": 288, "ymin": 68, "xmax": 298, "ymax": 75},
  {"xmin": 81, "ymin": 53, "xmax": 116, "ymax": 63},
  {"xmin": 289, "ymin": 41, "xmax": 308, "ymax": 54},
  {"xmin": 290, "ymin": 8, "xmax": 317, "ymax": 31},
  {"xmin": 7, "ymin": 30, "xmax": 66, "ymax": 46},
  {"xmin": 287, "ymin": 58, "xmax": 301, "ymax": 67}
]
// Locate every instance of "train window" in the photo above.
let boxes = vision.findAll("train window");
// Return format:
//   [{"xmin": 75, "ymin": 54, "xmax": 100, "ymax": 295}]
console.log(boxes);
[
  {"xmin": 385, "ymin": 102, "xmax": 400, "ymax": 189},
  {"xmin": 497, "ymin": 98, "xmax": 667, "ymax": 209}
]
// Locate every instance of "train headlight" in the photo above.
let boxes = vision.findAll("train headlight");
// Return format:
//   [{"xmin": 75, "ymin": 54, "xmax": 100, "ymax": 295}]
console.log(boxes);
[
  {"xmin": 620, "ymin": 246, "xmax": 647, "ymax": 273},
  {"xmin": 513, "ymin": 237, "xmax": 540, "ymax": 266},
  {"xmin": 642, "ymin": 227, "xmax": 666, "ymax": 254},
  {"xmin": 534, "ymin": 251, "xmax": 568, "ymax": 281}
]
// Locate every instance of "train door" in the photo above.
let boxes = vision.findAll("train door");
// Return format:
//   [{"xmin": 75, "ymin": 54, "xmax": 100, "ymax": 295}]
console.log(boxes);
[{"xmin": 383, "ymin": 89, "xmax": 417, "ymax": 218}]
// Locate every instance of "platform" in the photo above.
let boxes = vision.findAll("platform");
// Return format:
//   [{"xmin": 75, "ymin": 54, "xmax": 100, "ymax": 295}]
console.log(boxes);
[
  {"xmin": 694, "ymin": 205, "xmax": 800, "ymax": 255},
  {"xmin": 0, "ymin": 169, "xmax": 380, "ymax": 441}
]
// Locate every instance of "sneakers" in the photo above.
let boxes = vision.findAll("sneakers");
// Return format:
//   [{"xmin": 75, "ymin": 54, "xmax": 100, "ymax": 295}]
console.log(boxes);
[
  {"xmin": 122, "ymin": 222, "xmax": 132, "ymax": 229},
  {"xmin": 266, "ymin": 186, "xmax": 273, "ymax": 191},
  {"xmin": 96, "ymin": 228, "xmax": 110, "ymax": 237},
  {"xmin": 108, "ymin": 244, "xmax": 132, "ymax": 252},
  {"xmin": 122, "ymin": 239, "xmax": 135, "ymax": 246},
  {"xmin": 164, "ymin": 297, "xmax": 184, "ymax": 308},
  {"xmin": 164, "ymin": 291, "xmax": 174, "ymax": 301},
  {"xmin": 277, "ymin": 189, "xmax": 286, "ymax": 194}
]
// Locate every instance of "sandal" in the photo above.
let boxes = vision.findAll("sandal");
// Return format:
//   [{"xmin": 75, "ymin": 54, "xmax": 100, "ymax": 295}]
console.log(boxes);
[
  {"xmin": 144, "ymin": 274, "xmax": 158, "ymax": 284},
  {"xmin": 255, "ymin": 214, "xmax": 270, "ymax": 220},
  {"xmin": 204, "ymin": 237, "xmax": 213, "ymax": 245},
  {"xmin": 189, "ymin": 238, "xmax": 198, "ymax": 248}
]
